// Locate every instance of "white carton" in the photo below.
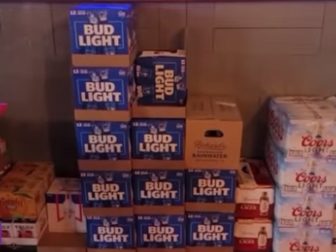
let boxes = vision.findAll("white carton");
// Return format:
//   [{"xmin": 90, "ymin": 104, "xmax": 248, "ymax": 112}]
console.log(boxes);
[
  {"xmin": 234, "ymin": 219, "xmax": 272, "ymax": 252},
  {"xmin": 265, "ymin": 137, "xmax": 336, "ymax": 197},
  {"xmin": 236, "ymin": 160, "xmax": 274, "ymax": 219},
  {"xmin": 1, "ymin": 207, "xmax": 48, "ymax": 246},
  {"xmin": 46, "ymin": 178, "xmax": 86, "ymax": 233},
  {"xmin": 268, "ymin": 96, "xmax": 336, "ymax": 159},
  {"xmin": 274, "ymin": 189, "xmax": 333, "ymax": 229}
]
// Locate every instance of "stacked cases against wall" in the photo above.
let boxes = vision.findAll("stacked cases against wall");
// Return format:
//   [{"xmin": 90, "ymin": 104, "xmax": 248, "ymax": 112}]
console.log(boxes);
[
  {"xmin": 132, "ymin": 50, "xmax": 187, "ymax": 252},
  {"xmin": 234, "ymin": 160, "xmax": 274, "ymax": 252},
  {"xmin": 185, "ymin": 96, "xmax": 243, "ymax": 252},
  {"xmin": 265, "ymin": 96, "xmax": 336, "ymax": 252},
  {"xmin": 69, "ymin": 3, "xmax": 136, "ymax": 252}
]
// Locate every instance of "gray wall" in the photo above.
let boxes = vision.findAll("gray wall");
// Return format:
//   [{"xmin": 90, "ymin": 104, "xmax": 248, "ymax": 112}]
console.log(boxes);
[{"xmin": 0, "ymin": 2, "xmax": 336, "ymax": 176}]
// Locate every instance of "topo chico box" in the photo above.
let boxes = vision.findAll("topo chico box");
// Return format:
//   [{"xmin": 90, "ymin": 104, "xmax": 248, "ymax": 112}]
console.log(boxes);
[
  {"xmin": 75, "ymin": 121, "xmax": 130, "ymax": 161},
  {"xmin": 186, "ymin": 169, "xmax": 236, "ymax": 204},
  {"xmin": 86, "ymin": 215, "xmax": 135, "ymax": 250},
  {"xmin": 133, "ymin": 169, "xmax": 185, "ymax": 206},
  {"xmin": 80, "ymin": 170, "xmax": 132, "ymax": 209},
  {"xmin": 69, "ymin": 3, "xmax": 135, "ymax": 55},
  {"xmin": 135, "ymin": 50, "xmax": 187, "ymax": 106},
  {"xmin": 131, "ymin": 119, "xmax": 185, "ymax": 160},
  {"xmin": 136, "ymin": 215, "xmax": 185, "ymax": 250},
  {"xmin": 186, "ymin": 212, "xmax": 235, "ymax": 247},
  {"xmin": 72, "ymin": 67, "xmax": 134, "ymax": 118}
]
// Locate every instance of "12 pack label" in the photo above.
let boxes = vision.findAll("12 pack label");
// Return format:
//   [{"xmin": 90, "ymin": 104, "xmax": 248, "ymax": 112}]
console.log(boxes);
[
  {"xmin": 135, "ymin": 51, "xmax": 187, "ymax": 105},
  {"xmin": 186, "ymin": 169, "xmax": 236, "ymax": 203},
  {"xmin": 187, "ymin": 212, "xmax": 235, "ymax": 247},
  {"xmin": 136, "ymin": 215, "xmax": 185, "ymax": 248},
  {"xmin": 69, "ymin": 3, "xmax": 135, "ymax": 54},
  {"xmin": 133, "ymin": 169, "xmax": 185, "ymax": 206},
  {"xmin": 72, "ymin": 67, "xmax": 134, "ymax": 110},
  {"xmin": 131, "ymin": 119, "xmax": 185, "ymax": 160},
  {"xmin": 75, "ymin": 121, "xmax": 130, "ymax": 160},
  {"xmin": 86, "ymin": 216, "xmax": 135, "ymax": 249},
  {"xmin": 80, "ymin": 171, "xmax": 132, "ymax": 208}
]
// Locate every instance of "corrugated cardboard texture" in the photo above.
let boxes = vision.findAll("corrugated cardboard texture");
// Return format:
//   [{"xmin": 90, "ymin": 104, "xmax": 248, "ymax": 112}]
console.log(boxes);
[
  {"xmin": 187, "ymin": 247, "xmax": 233, "ymax": 252},
  {"xmin": 74, "ymin": 110, "xmax": 131, "ymax": 121},
  {"xmin": 132, "ymin": 160, "xmax": 186, "ymax": 170},
  {"xmin": 38, "ymin": 232, "xmax": 86, "ymax": 252},
  {"xmin": 78, "ymin": 160, "xmax": 132, "ymax": 171},
  {"xmin": 185, "ymin": 202, "xmax": 236, "ymax": 213},
  {"xmin": 134, "ymin": 205, "xmax": 185, "ymax": 215},
  {"xmin": 84, "ymin": 207, "xmax": 133, "ymax": 217},
  {"xmin": 72, "ymin": 46, "xmax": 137, "ymax": 67},
  {"xmin": 132, "ymin": 103, "xmax": 186, "ymax": 118}
]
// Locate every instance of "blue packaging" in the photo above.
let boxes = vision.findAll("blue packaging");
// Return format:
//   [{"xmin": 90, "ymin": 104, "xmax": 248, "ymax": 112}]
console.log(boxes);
[
  {"xmin": 136, "ymin": 215, "xmax": 185, "ymax": 248},
  {"xmin": 186, "ymin": 169, "xmax": 236, "ymax": 203},
  {"xmin": 135, "ymin": 50, "xmax": 187, "ymax": 105},
  {"xmin": 80, "ymin": 171, "xmax": 132, "ymax": 208},
  {"xmin": 186, "ymin": 212, "xmax": 235, "ymax": 247},
  {"xmin": 133, "ymin": 169, "xmax": 185, "ymax": 206},
  {"xmin": 131, "ymin": 119, "xmax": 185, "ymax": 160},
  {"xmin": 75, "ymin": 121, "xmax": 130, "ymax": 160},
  {"xmin": 72, "ymin": 67, "xmax": 134, "ymax": 110},
  {"xmin": 86, "ymin": 216, "xmax": 135, "ymax": 249},
  {"xmin": 69, "ymin": 3, "xmax": 135, "ymax": 54}
]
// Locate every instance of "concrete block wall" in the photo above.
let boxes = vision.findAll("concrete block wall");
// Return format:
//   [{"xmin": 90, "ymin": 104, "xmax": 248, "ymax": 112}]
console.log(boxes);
[{"xmin": 0, "ymin": 1, "xmax": 335, "ymax": 175}]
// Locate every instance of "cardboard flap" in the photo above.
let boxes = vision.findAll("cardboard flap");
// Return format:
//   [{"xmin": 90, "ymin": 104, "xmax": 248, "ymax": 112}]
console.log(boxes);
[
  {"xmin": 211, "ymin": 96, "xmax": 241, "ymax": 121},
  {"xmin": 187, "ymin": 96, "xmax": 212, "ymax": 119}
]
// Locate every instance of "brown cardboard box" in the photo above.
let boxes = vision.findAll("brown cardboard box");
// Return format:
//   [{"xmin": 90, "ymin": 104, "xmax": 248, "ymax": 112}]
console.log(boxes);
[
  {"xmin": 134, "ymin": 205, "xmax": 185, "ymax": 215},
  {"xmin": 72, "ymin": 44, "xmax": 137, "ymax": 67},
  {"xmin": 78, "ymin": 160, "xmax": 132, "ymax": 171},
  {"xmin": 185, "ymin": 202, "xmax": 235, "ymax": 213},
  {"xmin": 74, "ymin": 109, "xmax": 131, "ymax": 121},
  {"xmin": 84, "ymin": 207, "xmax": 133, "ymax": 217},
  {"xmin": 186, "ymin": 96, "xmax": 242, "ymax": 169},
  {"xmin": 38, "ymin": 232, "xmax": 86, "ymax": 252}
]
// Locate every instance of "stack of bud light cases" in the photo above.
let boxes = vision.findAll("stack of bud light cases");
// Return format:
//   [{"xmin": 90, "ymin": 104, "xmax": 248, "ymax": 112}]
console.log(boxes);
[
  {"xmin": 69, "ymin": 3, "xmax": 136, "ymax": 252},
  {"xmin": 265, "ymin": 96, "xmax": 336, "ymax": 252}
]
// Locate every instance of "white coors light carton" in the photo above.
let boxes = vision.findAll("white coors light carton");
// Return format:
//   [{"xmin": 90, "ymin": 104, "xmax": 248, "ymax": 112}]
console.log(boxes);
[
  {"xmin": 265, "ymin": 137, "xmax": 336, "ymax": 197},
  {"xmin": 268, "ymin": 96, "xmax": 336, "ymax": 159},
  {"xmin": 273, "ymin": 225, "xmax": 332, "ymax": 252},
  {"xmin": 274, "ymin": 188, "xmax": 333, "ymax": 229},
  {"xmin": 234, "ymin": 219, "xmax": 272, "ymax": 252}
]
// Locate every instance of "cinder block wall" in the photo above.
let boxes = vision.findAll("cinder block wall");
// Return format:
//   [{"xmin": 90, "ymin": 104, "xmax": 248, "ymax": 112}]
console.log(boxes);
[{"xmin": 0, "ymin": 2, "xmax": 335, "ymax": 176}]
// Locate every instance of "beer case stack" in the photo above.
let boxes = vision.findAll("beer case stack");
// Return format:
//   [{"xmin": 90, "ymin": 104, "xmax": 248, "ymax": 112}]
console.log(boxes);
[
  {"xmin": 234, "ymin": 159, "xmax": 274, "ymax": 252},
  {"xmin": 0, "ymin": 103, "xmax": 10, "ymax": 176},
  {"xmin": 132, "ymin": 50, "xmax": 187, "ymax": 252},
  {"xmin": 265, "ymin": 96, "xmax": 336, "ymax": 252},
  {"xmin": 185, "ymin": 96, "xmax": 243, "ymax": 252},
  {"xmin": 69, "ymin": 3, "xmax": 136, "ymax": 252}
]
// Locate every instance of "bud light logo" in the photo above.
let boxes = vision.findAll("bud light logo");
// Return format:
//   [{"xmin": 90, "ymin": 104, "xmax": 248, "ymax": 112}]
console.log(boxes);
[
  {"xmin": 133, "ymin": 170, "xmax": 184, "ymax": 206},
  {"xmin": 86, "ymin": 216, "xmax": 134, "ymax": 249},
  {"xmin": 72, "ymin": 67, "xmax": 132, "ymax": 110},
  {"xmin": 136, "ymin": 215, "xmax": 185, "ymax": 248},
  {"xmin": 75, "ymin": 121, "xmax": 129, "ymax": 160},
  {"xmin": 80, "ymin": 171, "xmax": 132, "ymax": 207},
  {"xmin": 131, "ymin": 119, "xmax": 185, "ymax": 160},
  {"xmin": 187, "ymin": 213, "xmax": 234, "ymax": 247},
  {"xmin": 186, "ymin": 169, "xmax": 236, "ymax": 203},
  {"xmin": 135, "ymin": 54, "xmax": 186, "ymax": 105},
  {"xmin": 69, "ymin": 4, "xmax": 134, "ymax": 54}
]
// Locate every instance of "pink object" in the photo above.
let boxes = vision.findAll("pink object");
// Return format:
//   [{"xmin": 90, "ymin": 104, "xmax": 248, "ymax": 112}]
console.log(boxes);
[{"xmin": 0, "ymin": 103, "xmax": 8, "ymax": 116}]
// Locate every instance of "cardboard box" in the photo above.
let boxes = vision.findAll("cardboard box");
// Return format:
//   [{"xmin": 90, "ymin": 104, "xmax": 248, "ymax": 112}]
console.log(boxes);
[
  {"xmin": 234, "ymin": 219, "xmax": 272, "ymax": 252},
  {"xmin": 38, "ymin": 232, "xmax": 86, "ymax": 252},
  {"xmin": 186, "ymin": 212, "xmax": 234, "ymax": 248},
  {"xmin": 135, "ymin": 50, "xmax": 187, "ymax": 106},
  {"xmin": 80, "ymin": 170, "xmax": 133, "ymax": 216},
  {"xmin": 133, "ymin": 169, "xmax": 185, "ymax": 215},
  {"xmin": 186, "ymin": 96, "xmax": 242, "ymax": 169},
  {"xmin": 86, "ymin": 215, "xmax": 135, "ymax": 251},
  {"xmin": 1, "ymin": 207, "xmax": 48, "ymax": 246},
  {"xmin": 75, "ymin": 121, "xmax": 131, "ymax": 170},
  {"xmin": 72, "ymin": 66, "xmax": 134, "ymax": 121},
  {"xmin": 46, "ymin": 178, "xmax": 86, "ymax": 233},
  {"xmin": 136, "ymin": 215, "xmax": 185, "ymax": 250},
  {"xmin": 235, "ymin": 160, "xmax": 274, "ymax": 219},
  {"xmin": 69, "ymin": 3, "xmax": 137, "ymax": 67},
  {"xmin": 0, "ymin": 173, "xmax": 46, "ymax": 220}
]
